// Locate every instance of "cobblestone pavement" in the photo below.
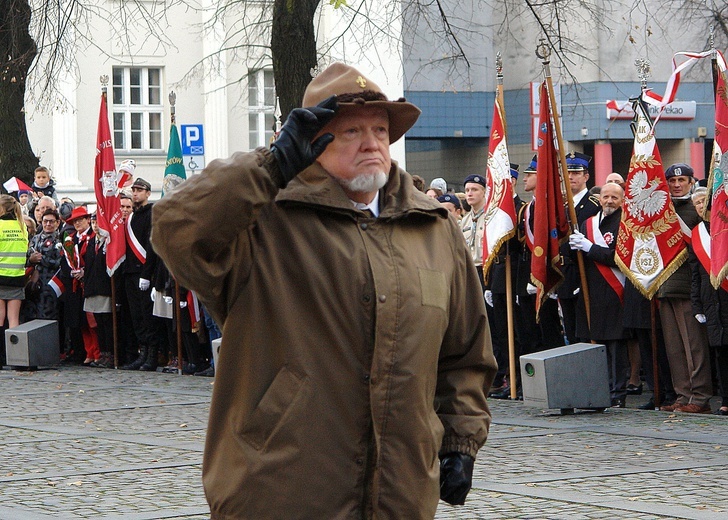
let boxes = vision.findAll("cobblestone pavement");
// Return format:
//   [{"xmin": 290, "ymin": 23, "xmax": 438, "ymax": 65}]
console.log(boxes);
[{"xmin": 1, "ymin": 366, "xmax": 725, "ymax": 519}]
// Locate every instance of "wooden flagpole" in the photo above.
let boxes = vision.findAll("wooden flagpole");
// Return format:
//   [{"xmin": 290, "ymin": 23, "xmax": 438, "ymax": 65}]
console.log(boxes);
[
  {"xmin": 100, "ymin": 75, "xmax": 120, "ymax": 369},
  {"xmin": 536, "ymin": 39, "xmax": 591, "ymax": 330},
  {"xmin": 169, "ymin": 91, "xmax": 185, "ymax": 375},
  {"xmin": 635, "ymin": 58, "xmax": 661, "ymax": 408},
  {"xmin": 495, "ymin": 53, "xmax": 518, "ymax": 401}
]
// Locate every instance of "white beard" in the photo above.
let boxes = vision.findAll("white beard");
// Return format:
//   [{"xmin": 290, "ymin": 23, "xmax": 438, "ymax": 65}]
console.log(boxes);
[
  {"xmin": 602, "ymin": 205, "xmax": 617, "ymax": 216},
  {"xmin": 336, "ymin": 171, "xmax": 388, "ymax": 193}
]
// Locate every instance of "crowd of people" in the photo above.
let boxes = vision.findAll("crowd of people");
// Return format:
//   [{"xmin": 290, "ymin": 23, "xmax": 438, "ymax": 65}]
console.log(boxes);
[
  {"xmin": 0, "ymin": 165, "xmax": 220, "ymax": 376},
  {"xmin": 425, "ymin": 156, "xmax": 728, "ymax": 416}
]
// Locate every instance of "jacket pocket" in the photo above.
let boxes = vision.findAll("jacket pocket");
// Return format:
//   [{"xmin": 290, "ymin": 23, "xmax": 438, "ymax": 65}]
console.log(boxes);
[
  {"xmin": 238, "ymin": 365, "xmax": 306, "ymax": 451},
  {"xmin": 419, "ymin": 268, "xmax": 448, "ymax": 311}
]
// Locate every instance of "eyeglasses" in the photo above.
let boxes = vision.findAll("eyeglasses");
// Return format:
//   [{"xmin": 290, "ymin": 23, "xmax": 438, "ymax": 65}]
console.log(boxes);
[{"xmin": 42, "ymin": 220, "xmax": 58, "ymax": 225}]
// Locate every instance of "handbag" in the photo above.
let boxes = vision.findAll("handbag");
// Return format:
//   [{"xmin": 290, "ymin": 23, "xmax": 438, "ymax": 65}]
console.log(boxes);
[{"xmin": 25, "ymin": 267, "xmax": 42, "ymax": 299}]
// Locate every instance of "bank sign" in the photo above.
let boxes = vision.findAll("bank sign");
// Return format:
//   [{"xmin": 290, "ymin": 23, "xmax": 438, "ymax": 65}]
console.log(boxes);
[{"xmin": 606, "ymin": 100, "xmax": 696, "ymax": 120}]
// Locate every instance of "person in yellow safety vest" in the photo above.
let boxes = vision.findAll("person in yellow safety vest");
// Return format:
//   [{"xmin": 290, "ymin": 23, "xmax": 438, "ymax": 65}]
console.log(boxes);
[{"xmin": 0, "ymin": 194, "xmax": 29, "ymax": 330}]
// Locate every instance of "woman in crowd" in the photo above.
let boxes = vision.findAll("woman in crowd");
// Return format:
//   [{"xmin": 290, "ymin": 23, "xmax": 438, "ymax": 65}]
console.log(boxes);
[
  {"xmin": 83, "ymin": 214, "xmax": 114, "ymax": 368},
  {"xmin": 23, "ymin": 209, "xmax": 63, "ymax": 322},
  {"xmin": 0, "ymin": 194, "xmax": 30, "ymax": 331}
]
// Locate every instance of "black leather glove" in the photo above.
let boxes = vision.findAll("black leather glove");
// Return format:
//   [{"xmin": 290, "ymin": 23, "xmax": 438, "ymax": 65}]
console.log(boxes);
[
  {"xmin": 440, "ymin": 452, "xmax": 474, "ymax": 505},
  {"xmin": 270, "ymin": 95, "xmax": 338, "ymax": 185}
]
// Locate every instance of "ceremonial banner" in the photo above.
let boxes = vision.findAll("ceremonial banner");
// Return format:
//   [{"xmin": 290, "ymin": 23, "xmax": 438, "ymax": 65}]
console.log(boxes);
[
  {"xmin": 709, "ymin": 54, "xmax": 728, "ymax": 289},
  {"xmin": 162, "ymin": 123, "xmax": 187, "ymax": 196},
  {"xmin": 482, "ymin": 95, "xmax": 516, "ymax": 276},
  {"xmin": 693, "ymin": 222, "xmax": 728, "ymax": 291},
  {"xmin": 615, "ymin": 98, "xmax": 686, "ymax": 298},
  {"xmin": 530, "ymin": 82, "xmax": 569, "ymax": 318},
  {"xmin": 95, "ymin": 92, "xmax": 126, "ymax": 276}
]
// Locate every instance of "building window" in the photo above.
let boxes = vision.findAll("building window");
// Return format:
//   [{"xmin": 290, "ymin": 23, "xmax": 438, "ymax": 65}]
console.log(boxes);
[
  {"xmin": 248, "ymin": 69, "xmax": 276, "ymax": 150},
  {"xmin": 112, "ymin": 67, "xmax": 164, "ymax": 151}
]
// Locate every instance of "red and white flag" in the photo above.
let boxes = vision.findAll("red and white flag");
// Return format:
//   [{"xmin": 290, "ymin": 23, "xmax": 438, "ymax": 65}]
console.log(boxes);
[
  {"xmin": 482, "ymin": 95, "xmax": 516, "ymax": 275},
  {"xmin": 709, "ymin": 52, "xmax": 728, "ymax": 289},
  {"xmin": 615, "ymin": 98, "xmax": 687, "ymax": 298},
  {"xmin": 530, "ymin": 82, "xmax": 570, "ymax": 318},
  {"xmin": 94, "ymin": 92, "xmax": 126, "ymax": 276},
  {"xmin": 642, "ymin": 50, "xmax": 728, "ymax": 122},
  {"xmin": 3, "ymin": 177, "xmax": 32, "ymax": 194},
  {"xmin": 693, "ymin": 222, "xmax": 728, "ymax": 291},
  {"xmin": 49, "ymin": 268, "xmax": 65, "ymax": 298}
]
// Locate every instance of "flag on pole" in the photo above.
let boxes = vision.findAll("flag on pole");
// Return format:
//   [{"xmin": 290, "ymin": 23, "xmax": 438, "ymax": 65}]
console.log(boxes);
[
  {"xmin": 615, "ymin": 97, "xmax": 686, "ymax": 298},
  {"xmin": 708, "ymin": 52, "xmax": 728, "ymax": 289},
  {"xmin": 162, "ymin": 124, "xmax": 186, "ymax": 196},
  {"xmin": 530, "ymin": 82, "xmax": 570, "ymax": 318},
  {"xmin": 95, "ymin": 91, "xmax": 127, "ymax": 277},
  {"xmin": 3, "ymin": 177, "xmax": 32, "ymax": 194},
  {"xmin": 482, "ymin": 95, "xmax": 516, "ymax": 276}
]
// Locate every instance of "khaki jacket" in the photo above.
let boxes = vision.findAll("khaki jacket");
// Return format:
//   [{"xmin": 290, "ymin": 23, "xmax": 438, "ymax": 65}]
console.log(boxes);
[{"xmin": 151, "ymin": 150, "xmax": 496, "ymax": 519}]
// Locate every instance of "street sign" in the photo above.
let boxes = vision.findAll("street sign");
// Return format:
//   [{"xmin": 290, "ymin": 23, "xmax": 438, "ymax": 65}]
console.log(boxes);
[{"xmin": 181, "ymin": 124, "xmax": 204, "ymax": 156}]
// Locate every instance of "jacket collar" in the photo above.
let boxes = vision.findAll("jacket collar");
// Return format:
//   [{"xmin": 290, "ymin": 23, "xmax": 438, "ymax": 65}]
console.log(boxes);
[{"xmin": 277, "ymin": 161, "xmax": 448, "ymax": 221}]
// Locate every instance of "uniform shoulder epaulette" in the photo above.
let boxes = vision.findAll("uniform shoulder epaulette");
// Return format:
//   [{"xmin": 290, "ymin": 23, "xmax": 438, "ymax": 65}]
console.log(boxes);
[{"xmin": 588, "ymin": 194, "xmax": 600, "ymax": 204}]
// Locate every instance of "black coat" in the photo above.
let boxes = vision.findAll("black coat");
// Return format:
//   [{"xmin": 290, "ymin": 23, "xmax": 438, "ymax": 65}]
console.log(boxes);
[
  {"xmin": 691, "ymin": 223, "xmax": 728, "ymax": 347},
  {"xmin": 83, "ymin": 237, "xmax": 112, "ymax": 299},
  {"xmin": 557, "ymin": 191, "xmax": 601, "ymax": 299},
  {"xmin": 124, "ymin": 202, "xmax": 157, "ymax": 279},
  {"xmin": 576, "ymin": 209, "xmax": 627, "ymax": 341}
]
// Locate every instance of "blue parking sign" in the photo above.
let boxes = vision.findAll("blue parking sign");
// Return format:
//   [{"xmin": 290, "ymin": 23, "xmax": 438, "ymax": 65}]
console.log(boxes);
[{"xmin": 181, "ymin": 125, "xmax": 204, "ymax": 156}]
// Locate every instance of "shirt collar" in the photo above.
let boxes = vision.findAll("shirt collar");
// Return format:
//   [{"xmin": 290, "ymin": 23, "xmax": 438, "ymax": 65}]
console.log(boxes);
[
  {"xmin": 351, "ymin": 191, "xmax": 381, "ymax": 217},
  {"xmin": 573, "ymin": 188, "xmax": 589, "ymax": 205}
]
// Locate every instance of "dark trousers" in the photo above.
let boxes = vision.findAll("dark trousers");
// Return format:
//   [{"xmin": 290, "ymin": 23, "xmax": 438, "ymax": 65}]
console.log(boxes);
[
  {"xmin": 124, "ymin": 274, "xmax": 163, "ymax": 351},
  {"xmin": 633, "ymin": 327, "xmax": 675, "ymax": 402},
  {"xmin": 714, "ymin": 346, "xmax": 728, "ymax": 407},
  {"xmin": 95, "ymin": 312, "xmax": 113, "ymax": 354},
  {"xmin": 600, "ymin": 339, "xmax": 630, "ymax": 400},
  {"xmin": 492, "ymin": 292, "xmax": 519, "ymax": 384}
]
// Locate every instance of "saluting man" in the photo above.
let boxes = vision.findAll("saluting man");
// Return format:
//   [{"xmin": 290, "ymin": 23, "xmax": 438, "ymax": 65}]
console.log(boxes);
[{"xmin": 152, "ymin": 62, "xmax": 496, "ymax": 518}]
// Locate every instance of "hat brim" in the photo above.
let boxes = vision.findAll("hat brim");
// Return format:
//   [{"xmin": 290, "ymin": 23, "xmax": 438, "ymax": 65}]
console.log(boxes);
[
  {"xmin": 66, "ymin": 214, "xmax": 90, "ymax": 224},
  {"xmin": 337, "ymin": 101, "xmax": 421, "ymax": 144}
]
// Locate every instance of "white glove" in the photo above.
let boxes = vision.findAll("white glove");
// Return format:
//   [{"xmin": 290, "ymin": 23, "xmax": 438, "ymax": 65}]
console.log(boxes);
[
  {"xmin": 180, "ymin": 301, "xmax": 188, "ymax": 308},
  {"xmin": 569, "ymin": 231, "xmax": 593, "ymax": 253},
  {"xmin": 695, "ymin": 314, "xmax": 706, "ymax": 324},
  {"xmin": 526, "ymin": 283, "xmax": 537, "ymax": 295},
  {"xmin": 484, "ymin": 290, "xmax": 493, "ymax": 307},
  {"xmin": 139, "ymin": 278, "xmax": 150, "ymax": 291},
  {"xmin": 163, "ymin": 296, "xmax": 173, "ymax": 305},
  {"xmin": 548, "ymin": 292, "xmax": 558, "ymax": 300},
  {"xmin": 150, "ymin": 287, "xmax": 157, "ymax": 302}
]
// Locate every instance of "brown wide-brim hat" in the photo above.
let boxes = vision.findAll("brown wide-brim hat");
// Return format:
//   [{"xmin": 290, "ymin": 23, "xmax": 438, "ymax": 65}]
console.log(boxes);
[{"xmin": 302, "ymin": 62, "xmax": 421, "ymax": 144}]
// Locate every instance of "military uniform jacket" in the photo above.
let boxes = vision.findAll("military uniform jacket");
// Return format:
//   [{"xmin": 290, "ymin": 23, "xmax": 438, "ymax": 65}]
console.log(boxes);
[
  {"xmin": 151, "ymin": 150, "xmax": 497, "ymax": 520},
  {"xmin": 556, "ymin": 190, "xmax": 601, "ymax": 299},
  {"xmin": 461, "ymin": 206, "xmax": 486, "ymax": 267},
  {"xmin": 575, "ymin": 209, "xmax": 626, "ymax": 341},
  {"xmin": 125, "ymin": 202, "xmax": 157, "ymax": 280}
]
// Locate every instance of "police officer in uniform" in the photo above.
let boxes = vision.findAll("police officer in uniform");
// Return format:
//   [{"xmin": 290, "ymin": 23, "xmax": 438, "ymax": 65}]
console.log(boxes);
[{"xmin": 557, "ymin": 152, "xmax": 600, "ymax": 344}]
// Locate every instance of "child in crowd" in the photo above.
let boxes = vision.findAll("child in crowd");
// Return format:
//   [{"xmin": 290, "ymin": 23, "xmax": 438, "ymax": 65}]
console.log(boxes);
[{"xmin": 31, "ymin": 167, "xmax": 59, "ymax": 204}]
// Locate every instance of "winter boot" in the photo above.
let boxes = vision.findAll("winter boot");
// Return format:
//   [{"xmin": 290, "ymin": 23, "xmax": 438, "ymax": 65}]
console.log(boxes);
[
  {"xmin": 121, "ymin": 345, "xmax": 148, "ymax": 370},
  {"xmin": 139, "ymin": 345, "xmax": 159, "ymax": 372}
]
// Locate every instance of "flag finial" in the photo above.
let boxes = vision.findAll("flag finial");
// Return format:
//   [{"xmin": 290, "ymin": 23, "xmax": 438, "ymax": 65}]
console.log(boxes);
[
  {"xmin": 635, "ymin": 58, "xmax": 651, "ymax": 90},
  {"xmin": 169, "ymin": 91, "xmax": 176, "ymax": 124},
  {"xmin": 100, "ymin": 75, "xmax": 109, "ymax": 94}
]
